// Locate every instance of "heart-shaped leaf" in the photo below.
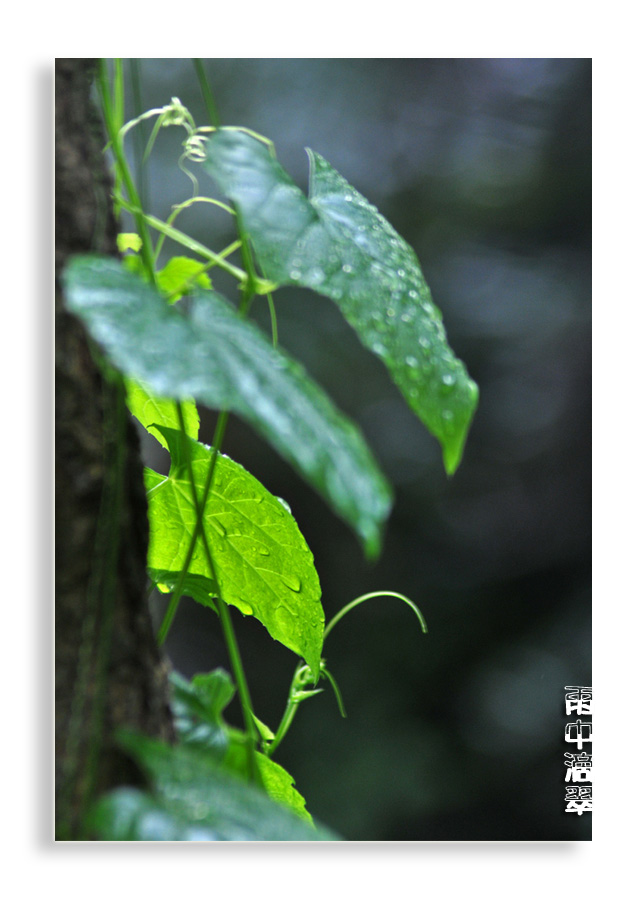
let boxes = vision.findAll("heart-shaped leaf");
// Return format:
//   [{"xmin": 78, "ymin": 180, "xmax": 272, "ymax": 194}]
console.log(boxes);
[
  {"xmin": 205, "ymin": 128, "xmax": 478, "ymax": 474},
  {"xmin": 146, "ymin": 427, "xmax": 324, "ymax": 676}
]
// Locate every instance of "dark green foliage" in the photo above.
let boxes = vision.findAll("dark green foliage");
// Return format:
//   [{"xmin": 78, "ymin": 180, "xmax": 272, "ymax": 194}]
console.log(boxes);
[{"xmin": 64, "ymin": 79, "xmax": 477, "ymax": 840}]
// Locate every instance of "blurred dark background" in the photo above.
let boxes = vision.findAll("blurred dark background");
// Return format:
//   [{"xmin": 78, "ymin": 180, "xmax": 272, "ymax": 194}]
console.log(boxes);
[{"xmin": 120, "ymin": 58, "xmax": 591, "ymax": 841}]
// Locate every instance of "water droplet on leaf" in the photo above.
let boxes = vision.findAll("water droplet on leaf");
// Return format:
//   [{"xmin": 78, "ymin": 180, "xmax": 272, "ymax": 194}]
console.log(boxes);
[
  {"xmin": 210, "ymin": 518, "xmax": 226, "ymax": 538},
  {"xmin": 280, "ymin": 573, "xmax": 302, "ymax": 592}
]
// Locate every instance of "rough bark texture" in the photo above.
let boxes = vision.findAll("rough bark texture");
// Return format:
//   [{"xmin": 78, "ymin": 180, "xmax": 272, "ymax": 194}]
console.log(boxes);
[{"xmin": 55, "ymin": 58, "xmax": 174, "ymax": 840}]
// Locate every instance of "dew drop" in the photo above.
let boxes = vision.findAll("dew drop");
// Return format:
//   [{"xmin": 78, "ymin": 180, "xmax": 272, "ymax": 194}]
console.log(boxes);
[
  {"xmin": 258, "ymin": 546, "xmax": 270, "ymax": 557},
  {"xmin": 406, "ymin": 356, "xmax": 418, "ymax": 367},
  {"xmin": 307, "ymin": 266, "xmax": 325, "ymax": 285},
  {"xmin": 386, "ymin": 307, "xmax": 396, "ymax": 318},
  {"xmin": 342, "ymin": 263, "xmax": 353, "ymax": 274},
  {"xmin": 441, "ymin": 409, "xmax": 455, "ymax": 435},
  {"xmin": 440, "ymin": 373, "xmax": 456, "ymax": 395},
  {"xmin": 280, "ymin": 573, "xmax": 302, "ymax": 592},
  {"xmin": 290, "ymin": 269, "xmax": 301, "ymax": 281},
  {"xmin": 418, "ymin": 336, "xmax": 431, "ymax": 349},
  {"xmin": 210, "ymin": 518, "xmax": 226, "ymax": 538}
]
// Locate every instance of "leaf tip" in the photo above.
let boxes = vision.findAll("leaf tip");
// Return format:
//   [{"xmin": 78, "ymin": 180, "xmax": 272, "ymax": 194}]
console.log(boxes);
[{"xmin": 442, "ymin": 379, "xmax": 479, "ymax": 476}]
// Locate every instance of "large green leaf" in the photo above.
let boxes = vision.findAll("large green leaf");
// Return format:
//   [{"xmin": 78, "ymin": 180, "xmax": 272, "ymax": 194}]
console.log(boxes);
[
  {"xmin": 63, "ymin": 256, "xmax": 391, "ymax": 557},
  {"xmin": 146, "ymin": 426, "xmax": 324, "ymax": 676},
  {"xmin": 87, "ymin": 733, "xmax": 338, "ymax": 841},
  {"xmin": 170, "ymin": 669, "xmax": 313, "ymax": 823},
  {"xmin": 205, "ymin": 128, "xmax": 479, "ymax": 474}
]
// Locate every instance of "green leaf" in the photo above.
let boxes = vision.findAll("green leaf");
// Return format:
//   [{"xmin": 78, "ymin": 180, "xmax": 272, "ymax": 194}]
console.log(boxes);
[
  {"xmin": 257, "ymin": 755, "xmax": 312, "ymax": 823},
  {"xmin": 170, "ymin": 670, "xmax": 312, "ymax": 823},
  {"xmin": 156, "ymin": 255, "xmax": 212, "ymax": 302},
  {"xmin": 124, "ymin": 377, "xmax": 199, "ymax": 449},
  {"xmin": 88, "ymin": 734, "xmax": 338, "ymax": 841},
  {"xmin": 87, "ymin": 788, "xmax": 194, "ymax": 840},
  {"xmin": 205, "ymin": 128, "xmax": 479, "ymax": 474},
  {"xmin": 224, "ymin": 741, "xmax": 314, "ymax": 824},
  {"xmin": 63, "ymin": 256, "xmax": 391, "ymax": 556},
  {"xmin": 252, "ymin": 713, "xmax": 275, "ymax": 742},
  {"xmin": 117, "ymin": 232, "xmax": 143, "ymax": 253},
  {"xmin": 145, "ymin": 426, "xmax": 324, "ymax": 676},
  {"xmin": 170, "ymin": 669, "xmax": 233, "ymax": 759}
]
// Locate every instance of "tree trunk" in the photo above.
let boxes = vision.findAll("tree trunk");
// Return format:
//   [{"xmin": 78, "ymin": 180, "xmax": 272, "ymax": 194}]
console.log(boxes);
[{"xmin": 55, "ymin": 58, "xmax": 174, "ymax": 840}]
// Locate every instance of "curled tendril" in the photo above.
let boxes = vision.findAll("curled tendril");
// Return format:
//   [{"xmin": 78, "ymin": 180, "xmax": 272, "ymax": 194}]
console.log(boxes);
[
  {"xmin": 118, "ymin": 100, "xmax": 277, "ymax": 201},
  {"xmin": 178, "ymin": 127, "xmax": 215, "ymax": 197},
  {"xmin": 119, "ymin": 97, "xmax": 217, "ymax": 198}
]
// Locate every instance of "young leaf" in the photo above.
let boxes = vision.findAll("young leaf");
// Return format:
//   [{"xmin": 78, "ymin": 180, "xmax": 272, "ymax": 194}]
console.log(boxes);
[
  {"xmin": 63, "ymin": 256, "xmax": 392, "ymax": 556},
  {"xmin": 170, "ymin": 669, "xmax": 313, "ymax": 823},
  {"xmin": 156, "ymin": 255, "xmax": 212, "ymax": 302},
  {"xmin": 145, "ymin": 426, "xmax": 324, "ymax": 676},
  {"xmin": 117, "ymin": 232, "xmax": 143, "ymax": 253},
  {"xmin": 170, "ymin": 669, "xmax": 233, "ymax": 758},
  {"xmin": 224, "ymin": 742, "xmax": 314, "ymax": 824},
  {"xmin": 124, "ymin": 377, "xmax": 200, "ymax": 450},
  {"xmin": 205, "ymin": 128, "xmax": 479, "ymax": 474}
]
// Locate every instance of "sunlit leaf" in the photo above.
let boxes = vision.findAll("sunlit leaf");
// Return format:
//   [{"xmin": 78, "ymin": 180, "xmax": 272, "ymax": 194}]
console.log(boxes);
[
  {"xmin": 116, "ymin": 232, "xmax": 142, "ymax": 253},
  {"xmin": 124, "ymin": 377, "xmax": 199, "ymax": 450},
  {"xmin": 156, "ymin": 255, "xmax": 212, "ymax": 302},
  {"xmin": 145, "ymin": 426, "xmax": 324, "ymax": 676}
]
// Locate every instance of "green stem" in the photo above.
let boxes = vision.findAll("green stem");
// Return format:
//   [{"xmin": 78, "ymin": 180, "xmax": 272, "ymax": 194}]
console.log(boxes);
[
  {"xmin": 156, "ymin": 407, "xmax": 230, "ymax": 645},
  {"xmin": 128, "ymin": 58, "xmax": 149, "ymax": 211},
  {"xmin": 267, "ymin": 700, "xmax": 300, "ymax": 759},
  {"xmin": 118, "ymin": 201, "xmax": 247, "ymax": 283},
  {"xmin": 154, "ymin": 197, "xmax": 235, "ymax": 263},
  {"xmin": 97, "ymin": 60, "xmax": 156, "ymax": 284},
  {"xmin": 173, "ymin": 402, "xmax": 259, "ymax": 781},
  {"xmin": 103, "ymin": 59, "xmax": 260, "ymax": 779},
  {"xmin": 193, "ymin": 59, "xmax": 220, "ymax": 127},
  {"xmin": 266, "ymin": 663, "xmax": 304, "ymax": 758}
]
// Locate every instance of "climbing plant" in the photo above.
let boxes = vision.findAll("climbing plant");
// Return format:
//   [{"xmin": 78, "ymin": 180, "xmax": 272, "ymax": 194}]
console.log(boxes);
[{"xmin": 62, "ymin": 59, "xmax": 478, "ymax": 840}]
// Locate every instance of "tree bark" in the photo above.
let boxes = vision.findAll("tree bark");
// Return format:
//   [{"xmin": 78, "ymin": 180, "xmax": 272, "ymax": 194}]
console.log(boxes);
[{"xmin": 55, "ymin": 58, "xmax": 174, "ymax": 840}]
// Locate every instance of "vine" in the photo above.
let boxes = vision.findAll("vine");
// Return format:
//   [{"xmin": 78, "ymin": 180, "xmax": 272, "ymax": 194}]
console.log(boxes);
[{"xmin": 63, "ymin": 58, "xmax": 478, "ymax": 841}]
